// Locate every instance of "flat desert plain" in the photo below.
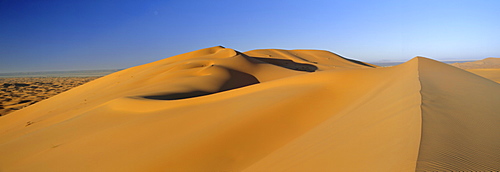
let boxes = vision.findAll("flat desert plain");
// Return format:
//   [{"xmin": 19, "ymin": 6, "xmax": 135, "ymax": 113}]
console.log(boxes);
[
  {"xmin": 0, "ymin": 46, "xmax": 498, "ymax": 171},
  {"xmin": 0, "ymin": 77, "xmax": 98, "ymax": 116}
]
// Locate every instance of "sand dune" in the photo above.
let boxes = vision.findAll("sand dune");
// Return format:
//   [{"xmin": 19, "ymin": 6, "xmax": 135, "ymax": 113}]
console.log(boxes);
[
  {"xmin": 0, "ymin": 46, "xmax": 498, "ymax": 171},
  {"xmin": 466, "ymin": 68, "xmax": 500, "ymax": 83},
  {"xmin": 450, "ymin": 57, "xmax": 500, "ymax": 69},
  {"xmin": 449, "ymin": 58, "xmax": 500, "ymax": 83}
]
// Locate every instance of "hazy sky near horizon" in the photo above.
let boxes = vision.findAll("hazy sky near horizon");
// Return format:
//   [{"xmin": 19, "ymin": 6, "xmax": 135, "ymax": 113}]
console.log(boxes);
[{"xmin": 1, "ymin": 0, "xmax": 499, "ymax": 72}]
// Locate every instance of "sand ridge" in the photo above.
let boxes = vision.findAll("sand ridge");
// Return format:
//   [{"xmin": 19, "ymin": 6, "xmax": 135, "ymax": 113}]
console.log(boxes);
[
  {"xmin": 416, "ymin": 57, "xmax": 500, "ymax": 171},
  {"xmin": 0, "ymin": 46, "xmax": 498, "ymax": 171}
]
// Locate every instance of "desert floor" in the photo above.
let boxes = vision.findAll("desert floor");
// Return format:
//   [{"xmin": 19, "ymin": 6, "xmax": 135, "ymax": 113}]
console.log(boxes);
[{"xmin": 0, "ymin": 77, "xmax": 98, "ymax": 116}]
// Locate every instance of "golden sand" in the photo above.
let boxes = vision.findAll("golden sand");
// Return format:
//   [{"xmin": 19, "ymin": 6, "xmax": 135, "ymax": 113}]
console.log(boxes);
[{"xmin": 0, "ymin": 47, "xmax": 498, "ymax": 171}]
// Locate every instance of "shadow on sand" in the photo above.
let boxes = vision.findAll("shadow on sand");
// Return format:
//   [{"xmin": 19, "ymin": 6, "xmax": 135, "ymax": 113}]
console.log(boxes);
[
  {"xmin": 140, "ymin": 69, "xmax": 260, "ymax": 100},
  {"xmin": 246, "ymin": 56, "xmax": 318, "ymax": 72}
]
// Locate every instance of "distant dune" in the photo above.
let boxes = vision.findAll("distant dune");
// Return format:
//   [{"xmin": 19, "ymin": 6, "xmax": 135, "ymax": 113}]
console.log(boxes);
[
  {"xmin": 0, "ymin": 46, "xmax": 498, "ymax": 171},
  {"xmin": 450, "ymin": 58, "xmax": 500, "ymax": 83},
  {"xmin": 450, "ymin": 57, "xmax": 500, "ymax": 69}
]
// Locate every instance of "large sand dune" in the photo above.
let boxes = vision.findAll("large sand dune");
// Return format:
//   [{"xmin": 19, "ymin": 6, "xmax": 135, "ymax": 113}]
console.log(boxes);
[{"xmin": 0, "ymin": 46, "xmax": 498, "ymax": 171}]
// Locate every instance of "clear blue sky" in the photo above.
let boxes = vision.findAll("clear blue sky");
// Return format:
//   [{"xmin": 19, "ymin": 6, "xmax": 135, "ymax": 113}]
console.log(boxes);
[{"xmin": 1, "ymin": 0, "xmax": 499, "ymax": 72}]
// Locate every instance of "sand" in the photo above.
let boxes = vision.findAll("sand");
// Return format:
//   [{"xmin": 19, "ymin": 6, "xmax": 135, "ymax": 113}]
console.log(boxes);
[
  {"xmin": 450, "ymin": 57, "xmax": 500, "ymax": 69},
  {"xmin": 0, "ymin": 77, "xmax": 98, "ymax": 116},
  {"xmin": 0, "ymin": 46, "xmax": 498, "ymax": 171},
  {"xmin": 465, "ymin": 68, "xmax": 500, "ymax": 83},
  {"xmin": 450, "ymin": 57, "xmax": 500, "ymax": 83}
]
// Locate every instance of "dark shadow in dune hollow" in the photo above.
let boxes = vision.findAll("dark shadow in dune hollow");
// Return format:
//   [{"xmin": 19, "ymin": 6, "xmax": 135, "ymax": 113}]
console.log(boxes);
[
  {"xmin": 142, "ymin": 91, "xmax": 212, "ymax": 100},
  {"xmin": 246, "ymin": 56, "xmax": 318, "ymax": 72},
  {"xmin": 141, "ymin": 69, "xmax": 260, "ymax": 100},
  {"xmin": 333, "ymin": 53, "xmax": 377, "ymax": 68}
]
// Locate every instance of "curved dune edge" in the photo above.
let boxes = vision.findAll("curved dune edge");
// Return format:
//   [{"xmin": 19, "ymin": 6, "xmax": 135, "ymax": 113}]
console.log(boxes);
[{"xmin": 0, "ymin": 47, "xmax": 498, "ymax": 171}]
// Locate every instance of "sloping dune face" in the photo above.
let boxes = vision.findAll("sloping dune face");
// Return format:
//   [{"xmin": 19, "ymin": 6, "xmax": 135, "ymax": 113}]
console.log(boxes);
[
  {"xmin": 416, "ymin": 58, "xmax": 500, "ymax": 171},
  {"xmin": 0, "ymin": 47, "xmax": 498, "ymax": 171}
]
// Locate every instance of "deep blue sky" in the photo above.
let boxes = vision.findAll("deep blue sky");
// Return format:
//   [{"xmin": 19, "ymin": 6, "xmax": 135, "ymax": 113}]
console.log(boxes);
[{"xmin": 1, "ymin": 0, "xmax": 499, "ymax": 72}]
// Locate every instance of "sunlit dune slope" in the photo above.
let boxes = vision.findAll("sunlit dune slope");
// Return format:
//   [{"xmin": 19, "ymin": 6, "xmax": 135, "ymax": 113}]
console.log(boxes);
[{"xmin": 0, "ymin": 47, "xmax": 498, "ymax": 171}]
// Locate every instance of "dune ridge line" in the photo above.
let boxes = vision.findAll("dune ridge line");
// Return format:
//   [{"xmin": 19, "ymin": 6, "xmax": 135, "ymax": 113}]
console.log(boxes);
[{"xmin": 0, "ymin": 47, "xmax": 498, "ymax": 171}]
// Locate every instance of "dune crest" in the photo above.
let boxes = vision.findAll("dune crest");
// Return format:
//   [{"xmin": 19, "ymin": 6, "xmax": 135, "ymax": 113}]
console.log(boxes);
[
  {"xmin": 416, "ymin": 57, "xmax": 500, "ymax": 171},
  {"xmin": 0, "ymin": 47, "xmax": 498, "ymax": 171}
]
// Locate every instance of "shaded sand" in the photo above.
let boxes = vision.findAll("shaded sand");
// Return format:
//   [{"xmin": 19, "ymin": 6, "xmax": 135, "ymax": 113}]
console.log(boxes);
[
  {"xmin": 0, "ymin": 77, "xmax": 98, "ymax": 116},
  {"xmin": 0, "ymin": 47, "xmax": 498, "ymax": 171}
]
